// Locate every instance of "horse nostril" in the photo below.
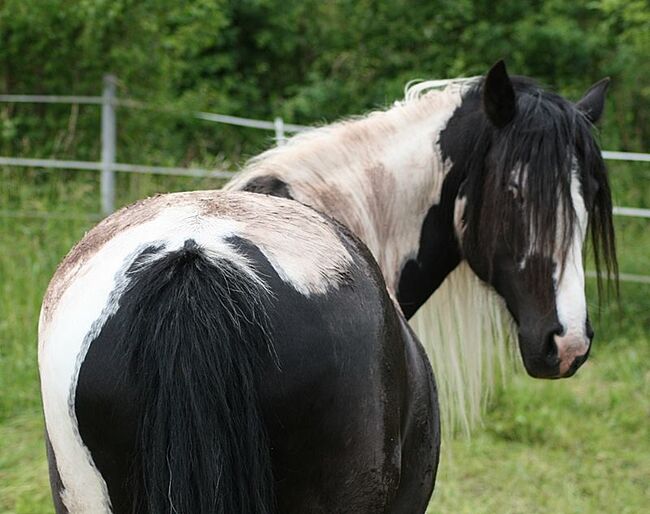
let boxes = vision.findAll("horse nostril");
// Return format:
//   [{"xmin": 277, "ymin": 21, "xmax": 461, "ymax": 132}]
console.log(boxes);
[
  {"xmin": 586, "ymin": 323, "xmax": 595, "ymax": 341},
  {"xmin": 566, "ymin": 351, "xmax": 589, "ymax": 376},
  {"xmin": 544, "ymin": 328, "xmax": 561, "ymax": 366},
  {"xmin": 574, "ymin": 352, "xmax": 588, "ymax": 368}
]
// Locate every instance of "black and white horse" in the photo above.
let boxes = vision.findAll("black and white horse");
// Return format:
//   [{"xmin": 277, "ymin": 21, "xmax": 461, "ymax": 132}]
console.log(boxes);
[
  {"xmin": 39, "ymin": 192, "xmax": 438, "ymax": 513},
  {"xmin": 228, "ymin": 60, "xmax": 617, "ymax": 432},
  {"xmin": 39, "ymin": 61, "xmax": 616, "ymax": 513}
]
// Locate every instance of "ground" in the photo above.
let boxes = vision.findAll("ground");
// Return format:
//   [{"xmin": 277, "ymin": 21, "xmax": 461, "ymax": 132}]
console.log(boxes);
[{"xmin": 1, "ymin": 166, "xmax": 648, "ymax": 513}]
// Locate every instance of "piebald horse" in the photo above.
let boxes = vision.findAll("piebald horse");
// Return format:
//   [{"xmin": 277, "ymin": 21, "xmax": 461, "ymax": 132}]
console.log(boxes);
[
  {"xmin": 228, "ymin": 60, "xmax": 617, "ymax": 432},
  {"xmin": 39, "ymin": 192, "xmax": 438, "ymax": 513},
  {"xmin": 39, "ymin": 61, "xmax": 616, "ymax": 513}
]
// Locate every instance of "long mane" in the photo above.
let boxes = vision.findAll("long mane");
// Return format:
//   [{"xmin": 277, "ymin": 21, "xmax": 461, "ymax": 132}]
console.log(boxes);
[{"xmin": 401, "ymin": 78, "xmax": 526, "ymax": 438}]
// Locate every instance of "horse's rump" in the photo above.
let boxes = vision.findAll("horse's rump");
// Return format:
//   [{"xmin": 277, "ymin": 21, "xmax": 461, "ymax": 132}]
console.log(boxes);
[
  {"xmin": 39, "ymin": 190, "xmax": 439, "ymax": 513},
  {"xmin": 75, "ymin": 238, "xmax": 275, "ymax": 513}
]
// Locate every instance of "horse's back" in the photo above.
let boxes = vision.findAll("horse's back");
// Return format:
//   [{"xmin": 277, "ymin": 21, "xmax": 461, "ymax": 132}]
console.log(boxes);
[{"xmin": 39, "ymin": 190, "xmax": 438, "ymax": 513}]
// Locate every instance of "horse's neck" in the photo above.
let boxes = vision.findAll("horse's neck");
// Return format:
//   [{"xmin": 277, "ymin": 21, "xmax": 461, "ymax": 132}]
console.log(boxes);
[{"xmin": 233, "ymin": 90, "xmax": 464, "ymax": 294}]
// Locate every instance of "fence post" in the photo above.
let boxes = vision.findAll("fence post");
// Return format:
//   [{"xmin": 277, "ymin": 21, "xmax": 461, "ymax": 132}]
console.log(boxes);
[
  {"xmin": 274, "ymin": 116, "xmax": 285, "ymax": 145},
  {"xmin": 100, "ymin": 75, "xmax": 117, "ymax": 216}
]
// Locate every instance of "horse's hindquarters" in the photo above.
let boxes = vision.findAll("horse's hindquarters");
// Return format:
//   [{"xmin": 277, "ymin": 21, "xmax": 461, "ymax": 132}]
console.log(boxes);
[{"xmin": 38, "ymin": 191, "xmax": 440, "ymax": 513}]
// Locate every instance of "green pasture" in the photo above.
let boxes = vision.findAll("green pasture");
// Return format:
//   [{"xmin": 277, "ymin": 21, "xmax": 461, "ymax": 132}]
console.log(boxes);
[{"xmin": 0, "ymin": 163, "xmax": 648, "ymax": 513}]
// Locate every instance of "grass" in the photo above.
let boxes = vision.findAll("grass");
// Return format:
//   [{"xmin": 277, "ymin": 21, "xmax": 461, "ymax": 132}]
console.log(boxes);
[
  {"xmin": 0, "ymin": 163, "xmax": 648, "ymax": 513},
  {"xmin": 430, "ymin": 332, "xmax": 650, "ymax": 514}
]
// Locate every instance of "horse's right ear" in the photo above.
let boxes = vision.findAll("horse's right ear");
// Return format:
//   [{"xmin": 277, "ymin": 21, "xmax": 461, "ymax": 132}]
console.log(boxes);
[{"xmin": 483, "ymin": 60, "xmax": 516, "ymax": 128}]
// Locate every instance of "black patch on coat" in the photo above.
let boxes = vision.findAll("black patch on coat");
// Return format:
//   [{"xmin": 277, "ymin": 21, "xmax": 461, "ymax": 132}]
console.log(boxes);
[
  {"xmin": 240, "ymin": 175, "xmax": 294, "ymax": 199},
  {"xmin": 396, "ymin": 130, "xmax": 468, "ymax": 318},
  {"xmin": 397, "ymin": 73, "xmax": 617, "ymax": 318},
  {"xmin": 75, "ymin": 222, "xmax": 439, "ymax": 513},
  {"xmin": 225, "ymin": 231, "xmax": 439, "ymax": 513}
]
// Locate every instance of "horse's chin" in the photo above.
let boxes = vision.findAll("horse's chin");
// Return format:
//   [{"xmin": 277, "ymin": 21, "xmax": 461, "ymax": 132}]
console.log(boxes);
[{"xmin": 518, "ymin": 344, "xmax": 589, "ymax": 379}]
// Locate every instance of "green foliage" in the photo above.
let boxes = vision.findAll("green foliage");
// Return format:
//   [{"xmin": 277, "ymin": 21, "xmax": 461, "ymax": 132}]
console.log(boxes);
[{"xmin": 0, "ymin": 0, "xmax": 648, "ymax": 168}]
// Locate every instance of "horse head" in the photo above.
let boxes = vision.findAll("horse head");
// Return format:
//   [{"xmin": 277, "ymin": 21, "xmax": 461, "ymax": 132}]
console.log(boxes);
[{"xmin": 448, "ymin": 61, "xmax": 617, "ymax": 378}]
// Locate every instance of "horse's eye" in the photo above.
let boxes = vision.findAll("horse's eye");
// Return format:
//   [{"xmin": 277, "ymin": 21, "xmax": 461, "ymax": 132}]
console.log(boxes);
[{"xmin": 508, "ymin": 180, "xmax": 525, "ymax": 206}]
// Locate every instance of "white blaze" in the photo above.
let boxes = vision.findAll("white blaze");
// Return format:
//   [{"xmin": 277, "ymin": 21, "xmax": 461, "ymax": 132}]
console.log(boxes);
[{"xmin": 553, "ymin": 167, "xmax": 590, "ymax": 373}]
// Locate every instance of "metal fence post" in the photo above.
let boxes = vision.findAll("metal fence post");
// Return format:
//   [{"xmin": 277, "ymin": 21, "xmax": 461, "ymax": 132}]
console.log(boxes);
[
  {"xmin": 101, "ymin": 75, "xmax": 117, "ymax": 216},
  {"xmin": 274, "ymin": 117, "xmax": 285, "ymax": 145}
]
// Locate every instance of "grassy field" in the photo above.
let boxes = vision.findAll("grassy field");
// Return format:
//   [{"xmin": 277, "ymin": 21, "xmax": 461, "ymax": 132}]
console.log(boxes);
[{"xmin": 1, "ymin": 164, "xmax": 648, "ymax": 513}]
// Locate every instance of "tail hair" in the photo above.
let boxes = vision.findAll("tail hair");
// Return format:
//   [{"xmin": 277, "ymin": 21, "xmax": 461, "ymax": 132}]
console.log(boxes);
[{"xmin": 117, "ymin": 239, "xmax": 275, "ymax": 513}]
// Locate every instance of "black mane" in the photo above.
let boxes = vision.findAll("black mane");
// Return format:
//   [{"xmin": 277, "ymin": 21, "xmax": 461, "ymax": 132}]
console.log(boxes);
[{"xmin": 451, "ymin": 76, "xmax": 617, "ymax": 297}]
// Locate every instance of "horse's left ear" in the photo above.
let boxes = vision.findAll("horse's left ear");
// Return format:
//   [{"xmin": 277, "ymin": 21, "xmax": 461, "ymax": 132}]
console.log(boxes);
[
  {"xmin": 483, "ymin": 60, "xmax": 517, "ymax": 128},
  {"xmin": 576, "ymin": 78, "xmax": 610, "ymax": 124}
]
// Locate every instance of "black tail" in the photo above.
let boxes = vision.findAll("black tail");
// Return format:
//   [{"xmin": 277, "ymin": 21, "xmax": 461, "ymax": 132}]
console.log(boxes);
[{"xmin": 119, "ymin": 239, "xmax": 275, "ymax": 513}]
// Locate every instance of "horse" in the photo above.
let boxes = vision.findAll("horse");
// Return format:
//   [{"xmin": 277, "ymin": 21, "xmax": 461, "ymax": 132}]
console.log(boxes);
[
  {"xmin": 226, "ymin": 60, "xmax": 617, "ymax": 433},
  {"xmin": 38, "ymin": 60, "xmax": 617, "ymax": 513},
  {"xmin": 39, "ymin": 191, "xmax": 439, "ymax": 513}
]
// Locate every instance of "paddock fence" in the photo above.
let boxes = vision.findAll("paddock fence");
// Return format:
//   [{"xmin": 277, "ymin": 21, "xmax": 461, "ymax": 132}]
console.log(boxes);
[{"xmin": 1, "ymin": 75, "xmax": 648, "ymax": 284}]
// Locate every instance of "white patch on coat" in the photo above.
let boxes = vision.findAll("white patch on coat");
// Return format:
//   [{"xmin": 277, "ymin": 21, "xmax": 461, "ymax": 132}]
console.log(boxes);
[
  {"xmin": 38, "ymin": 191, "xmax": 353, "ymax": 512},
  {"xmin": 553, "ymin": 167, "xmax": 590, "ymax": 373}
]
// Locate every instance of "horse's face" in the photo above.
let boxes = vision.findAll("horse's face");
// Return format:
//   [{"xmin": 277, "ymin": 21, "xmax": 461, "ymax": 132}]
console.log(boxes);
[
  {"xmin": 456, "ymin": 61, "xmax": 615, "ymax": 379},
  {"xmin": 462, "ymin": 169, "xmax": 592, "ymax": 379}
]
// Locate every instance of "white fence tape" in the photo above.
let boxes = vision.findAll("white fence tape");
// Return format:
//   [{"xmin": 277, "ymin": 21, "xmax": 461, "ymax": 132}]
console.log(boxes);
[
  {"xmin": 602, "ymin": 151, "xmax": 650, "ymax": 163},
  {"xmin": 0, "ymin": 94, "xmax": 104, "ymax": 105},
  {"xmin": 586, "ymin": 271, "xmax": 650, "ymax": 285},
  {"xmin": 0, "ymin": 156, "xmax": 234, "ymax": 178},
  {"xmin": 195, "ymin": 111, "xmax": 309, "ymax": 133},
  {"xmin": 613, "ymin": 207, "xmax": 650, "ymax": 219}
]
